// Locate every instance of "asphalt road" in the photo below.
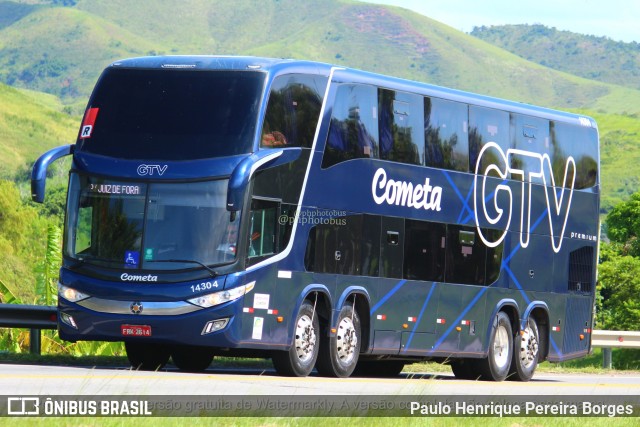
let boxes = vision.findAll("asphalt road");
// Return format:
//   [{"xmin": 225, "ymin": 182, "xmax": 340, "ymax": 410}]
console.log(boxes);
[{"xmin": 1, "ymin": 363, "xmax": 638, "ymax": 396}]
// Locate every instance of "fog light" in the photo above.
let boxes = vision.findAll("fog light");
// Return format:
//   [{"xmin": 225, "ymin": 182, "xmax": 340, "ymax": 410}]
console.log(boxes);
[
  {"xmin": 201, "ymin": 318, "xmax": 230, "ymax": 335},
  {"xmin": 60, "ymin": 312, "xmax": 78, "ymax": 329}
]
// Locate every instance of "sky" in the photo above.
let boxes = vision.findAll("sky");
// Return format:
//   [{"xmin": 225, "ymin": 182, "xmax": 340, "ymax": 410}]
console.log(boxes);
[{"xmin": 361, "ymin": 0, "xmax": 640, "ymax": 43}]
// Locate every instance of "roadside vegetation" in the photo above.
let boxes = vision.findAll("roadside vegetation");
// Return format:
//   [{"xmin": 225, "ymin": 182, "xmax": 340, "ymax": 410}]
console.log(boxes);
[{"xmin": 0, "ymin": 0, "xmax": 639, "ymax": 372}]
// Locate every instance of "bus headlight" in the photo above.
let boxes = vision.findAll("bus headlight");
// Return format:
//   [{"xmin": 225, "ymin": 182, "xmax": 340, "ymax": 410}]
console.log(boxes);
[
  {"xmin": 58, "ymin": 283, "xmax": 90, "ymax": 302},
  {"xmin": 187, "ymin": 281, "xmax": 255, "ymax": 308}
]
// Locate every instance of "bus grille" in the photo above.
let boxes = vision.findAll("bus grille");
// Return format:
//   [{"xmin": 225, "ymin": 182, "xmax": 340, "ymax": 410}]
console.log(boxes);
[{"xmin": 568, "ymin": 246, "xmax": 594, "ymax": 293}]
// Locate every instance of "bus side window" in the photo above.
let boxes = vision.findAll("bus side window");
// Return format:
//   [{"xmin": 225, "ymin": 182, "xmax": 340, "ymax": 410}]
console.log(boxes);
[
  {"xmin": 403, "ymin": 219, "xmax": 445, "ymax": 282},
  {"xmin": 247, "ymin": 198, "xmax": 279, "ymax": 264},
  {"xmin": 511, "ymin": 114, "xmax": 549, "ymax": 185},
  {"xmin": 425, "ymin": 97, "xmax": 469, "ymax": 172},
  {"xmin": 322, "ymin": 84, "xmax": 378, "ymax": 168},
  {"xmin": 469, "ymin": 105, "xmax": 510, "ymax": 176},
  {"xmin": 550, "ymin": 121, "xmax": 598, "ymax": 189},
  {"xmin": 378, "ymin": 89, "xmax": 423, "ymax": 165}
]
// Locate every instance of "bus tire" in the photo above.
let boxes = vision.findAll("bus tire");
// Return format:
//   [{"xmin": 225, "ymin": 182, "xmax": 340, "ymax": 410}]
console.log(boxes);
[
  {"xmin": 450, "ymin": 359, "xmax": 479, "ymax": 380},
  {"xmin": 509, "ymin": 317, "xmax": 540, "ymax": 381},
  {"xmin": 353, "ymin": 360, "xmax": 405, "ymax": 377},
  {"xmin": 316, "ymin": 304, "xmax": 361, "ymax": 378},
  {"xmin": 478, "ymin": 311, "xmax": 512, "ymax": 381},
  {"xmin": 171, "ymin": 345, "xmax": 214, "ymax": 372},
  {"xmin": 125, "ymin": 342, "xmax": 170, "ymax": 371},
  {"xmin": 272, "ymin": 301, "xmax": 319, "ymax": 377}
]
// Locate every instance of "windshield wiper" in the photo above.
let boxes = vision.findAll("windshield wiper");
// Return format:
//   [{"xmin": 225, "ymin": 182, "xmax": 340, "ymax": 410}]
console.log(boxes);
[{"xmin": 147, "ymin": 259, "xmax": 219, "ymax": 278}]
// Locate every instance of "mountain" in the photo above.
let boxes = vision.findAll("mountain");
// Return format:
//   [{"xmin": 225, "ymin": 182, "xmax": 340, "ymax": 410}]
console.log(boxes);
[
  {"xmin": 0, "ymin": 81, "xmax": 76, "ymax": 177},
  {"xmin": 1, "ymin": 0, "xmax": 640, "ymax": 115},
  {"xmin": 0, "ymin": 0, "xmax": 639, "ymax": 211},
  {"xmin": 471, "ymin": 24, "xmax": 640, "ymax": 91}
]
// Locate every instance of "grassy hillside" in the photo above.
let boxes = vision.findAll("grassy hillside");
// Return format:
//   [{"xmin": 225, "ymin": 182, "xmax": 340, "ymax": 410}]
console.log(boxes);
[
  {"xmin": 2, "ymin": 0, "xmax": 640, "ymax": 115},
  {"xmin": 588, "ymin": 111, "xmax": 640, "ymax": 212},
  {"xmin": 0, "ymin": 0, "xmax": 639, "ymax": 209},
  {"xmin": 471, "ymin": 24, "xmax": 640, "ymax": 91},
  {"xmin": 0, "ymin": 3, "xmax": 164, "ymax": 108},
  {"xmin": 0, "ymin": 81, "xmax": 77, "ymax": 177}
]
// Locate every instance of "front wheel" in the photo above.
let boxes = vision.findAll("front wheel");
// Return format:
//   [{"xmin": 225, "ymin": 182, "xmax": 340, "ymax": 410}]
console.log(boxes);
[
  {"xmin": 125, "ymin": 342, "xmax": 171, "ymax": 371},
  {"xmin": 509, "ymin": 317, "xmax": 540, "ymax": 381},
  {"xmin": 478, "ymin": 311, "xmax": 512, "ymax": 381},
  {"xmin": 316, "ymin": 304, "xmax": 361, "ymax": 378},
  {"xmin": 272, "ymin": 301, "xmax": 320, "ymax": 377}
]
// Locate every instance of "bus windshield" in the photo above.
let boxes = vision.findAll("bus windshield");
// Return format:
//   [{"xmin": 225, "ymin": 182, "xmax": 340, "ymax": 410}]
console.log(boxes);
[
  {"xmin": 65, "ymin": 174, "xmax": 240, "ymax": 271},
  {"xmin": 76, "ymin": 68, "xmax": 265, "ymax": 160}
]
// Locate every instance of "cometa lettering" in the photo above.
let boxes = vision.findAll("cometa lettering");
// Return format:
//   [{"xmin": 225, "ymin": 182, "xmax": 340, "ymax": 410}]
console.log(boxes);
[
  {"xmin": 120, "ymin": 273, "xmax": 158, "ymax": 282},
  {"xmin": 371, "ymin": 168, "xmax": 442, "ymax": 211}
]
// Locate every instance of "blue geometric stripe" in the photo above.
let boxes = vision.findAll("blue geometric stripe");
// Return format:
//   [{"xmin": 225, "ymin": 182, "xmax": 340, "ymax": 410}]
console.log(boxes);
[
  {"xmin": 402, "ymin": 283, "xmax": 436, "ymax": 352},
  {"xmin": 370, "ymin": 279, "xmax": 406, "ymax": 315}
]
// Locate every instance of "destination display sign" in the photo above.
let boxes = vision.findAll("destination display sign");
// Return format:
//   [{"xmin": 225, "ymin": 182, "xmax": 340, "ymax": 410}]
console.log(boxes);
[{"xmin": 87, "ymin": 183, "xmax": 143, "ymax": 195}]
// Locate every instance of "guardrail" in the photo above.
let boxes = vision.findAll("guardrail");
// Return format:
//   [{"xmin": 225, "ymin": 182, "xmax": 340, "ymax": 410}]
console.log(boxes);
[
  {"xmin": 591, "ymin": 329, "xmax": 640, "ymax": 369},
  {"xmin": 0, "ymin": 303, "xmax": 57, "ymax": 355}
]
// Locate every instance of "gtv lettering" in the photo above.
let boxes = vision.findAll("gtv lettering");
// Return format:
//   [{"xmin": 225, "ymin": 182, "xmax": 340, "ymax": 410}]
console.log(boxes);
[
  {"xmin": 474, "ymin": 142, "xmax": 576, "ymax": 253},
  {"xmin": 371, "ymin": 168, "xmax": 442, "ymax": 212},
  {"xmin": 137, "ymin": 164, "xmax": 168, "ymax": 176}
]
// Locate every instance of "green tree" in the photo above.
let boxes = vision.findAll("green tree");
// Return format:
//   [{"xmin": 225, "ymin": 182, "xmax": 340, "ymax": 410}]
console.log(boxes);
[
  {"xmin": 604, "ymin": 192, "xmax": 640, "ymax": 257},
  {"xmin": 596, "ymin": 248, "xmax": 640, "ymax": 330},
  {"xmin": 597, "ymin": 191, "xmax": 640, "ymax": 332}
]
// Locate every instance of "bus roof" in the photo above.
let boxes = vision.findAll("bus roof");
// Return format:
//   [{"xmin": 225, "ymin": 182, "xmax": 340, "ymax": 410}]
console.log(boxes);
[{"xmin": 109, "ymin": 55, "xmax": 596, "ymax": 128}]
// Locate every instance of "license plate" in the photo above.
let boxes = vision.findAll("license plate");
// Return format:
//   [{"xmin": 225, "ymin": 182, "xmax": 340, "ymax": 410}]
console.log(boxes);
[{"xmin": 121, "ymin": 324, "xmax": 152, "ymax": 337}]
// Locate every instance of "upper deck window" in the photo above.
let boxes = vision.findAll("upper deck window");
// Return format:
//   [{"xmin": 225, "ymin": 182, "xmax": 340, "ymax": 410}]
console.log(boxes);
[
  {"xmin": 322, "ymin": 84, "xmax": 378, "ymax": 168},
  {"xmin": 260, "ymin": 74, "xmax": 327, "ymax": 149},
  {"xmin": 379, "ymin": 89, "xmax": 424, "ymax": 165},
  {"xmin": 425, "ymin": 97, "xmax": 469, "ymax": 172},
  {"xmin": 76, "ymin": 68, "xmax": 265, "ymax": 160}
]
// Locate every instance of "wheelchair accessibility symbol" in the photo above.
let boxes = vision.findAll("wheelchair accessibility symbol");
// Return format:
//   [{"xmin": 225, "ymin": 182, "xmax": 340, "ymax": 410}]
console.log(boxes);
[{"xmin": 124, "ymin": 251, "xmax": 140, "ymax": 266}]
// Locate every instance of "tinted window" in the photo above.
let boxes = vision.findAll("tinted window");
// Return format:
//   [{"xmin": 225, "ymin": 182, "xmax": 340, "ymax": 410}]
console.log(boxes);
[
  {"xmin": 484, "ymin": 228, "xmax": 504, "ymax": 285},
  {"xmin": 304, "ymin": 214, "xmax": 380, "ymax": 276},
  {"xmin": 425, "ymin": 97, "xmax": 469, "ymax": 171},
  {"xmin": 550, "ymin": 121, "xmax": 598, "ymax": 189},
  {"xmin": 403, "ymin": 220, "xmax": 445, "ymax": 281},
  {"xmin": 510, "ymin": 114, "xmax": 550, "ymax": 185},
  {"xmin": 247, "ymin": 198, "xmax": 278, "ymax": 262},
  {"xmin": 77, "ymin": 68, "xmax": 264, "ymax": 160},
  {"xmin": 322, "ymin": 84, "xmax": 378, "ymax": 168},
  {"xmin": 65, "ymin": 174, "xmax": 239, "ymax": 270},
  {"xmin": 379, "ymin": 89, "xmax": 424, "ymax": 165},
  {"xmin": 469, "ymin": 105, "xmax": 510, "ymax": 176},
  {"xmin": 445, "ymin": 225, "xmax": 486, "ymax": 285},
  {"xmin": 261, "ymin": 74, "xmax": 327, "ymax": 148},
  {"xmin": 380, "ymin": 216, "xmax": 404, "ymax": 279}
]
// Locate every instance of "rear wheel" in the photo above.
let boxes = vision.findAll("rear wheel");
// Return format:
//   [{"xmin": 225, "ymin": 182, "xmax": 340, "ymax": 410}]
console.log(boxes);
[
  {"xmin": 509, "ymin": 317, "xmax": 539, "ymax": 381},
  {"xmin": 171, "ymin": 346, "xmax": 214, "ymax": 372},
  {"xmin": 272, "ymin": 301, "xmax": 319, "ymax": 377},
  {"xmin": 478, "ymin": 312, "xmax": 512, "ymax": 381},
  {"xmin": 316, "ymin": 304, "xmax": 361, "ymax": 378},
  {"xmin": 125, "ymin": 342, "xmax": 170, "ymax": 371}
]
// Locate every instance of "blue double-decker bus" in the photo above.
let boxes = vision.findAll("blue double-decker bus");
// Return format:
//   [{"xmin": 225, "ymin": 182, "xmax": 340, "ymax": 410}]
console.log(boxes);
[{"xmin": 32, "ymin": 56, "xmax": 599, "ymax": 381}]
